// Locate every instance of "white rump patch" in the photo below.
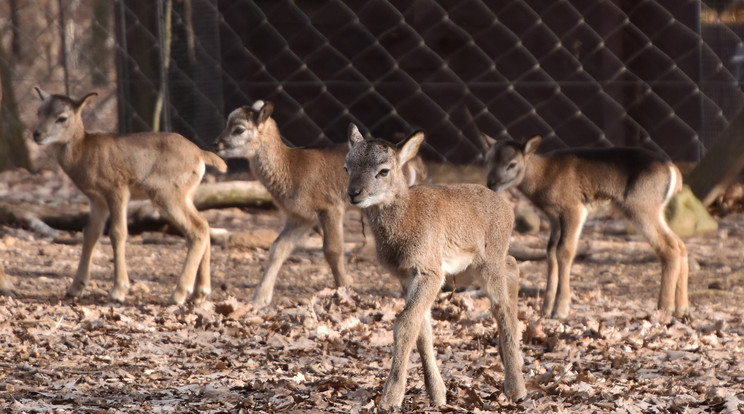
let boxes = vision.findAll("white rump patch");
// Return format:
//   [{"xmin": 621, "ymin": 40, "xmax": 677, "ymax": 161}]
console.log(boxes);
[{"xmin": 663, "ymin": 164, "xmax": 677, "ymax": 204}]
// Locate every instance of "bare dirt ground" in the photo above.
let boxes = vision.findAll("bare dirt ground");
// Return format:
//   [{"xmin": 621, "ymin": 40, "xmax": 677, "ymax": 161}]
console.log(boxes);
[{"xmin": 0, "ymin": 168, "xmax": 743, "ymax": 413}]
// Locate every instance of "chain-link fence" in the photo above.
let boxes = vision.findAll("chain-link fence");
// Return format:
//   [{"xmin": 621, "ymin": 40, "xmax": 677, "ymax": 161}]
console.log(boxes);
[{"xmin": 2, "ymin": 0, "xmax": 744, "ymax": 167}]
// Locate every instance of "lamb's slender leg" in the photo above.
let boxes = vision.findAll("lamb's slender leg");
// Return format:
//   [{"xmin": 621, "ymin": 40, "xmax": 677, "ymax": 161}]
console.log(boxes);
[
  {"xmin": 186, "ymin": 199, "xmax": 212, "ymax": 304},
  {"xmin": 107, "ymin": 190, "xmax": 132, "ymax": 302},
  {"xmin": 398, "ymin": 279, "xmax": 446, "ymax": 406},
  {"xmin": 416, "ymin": 310, "xmax": 446, "ymax": 405},
  {"xmin": 68, "ymin": 197, "xmax": 109, "ymax": 298},
  {"xmin": 552, "ymin": 206, "xmax": 587, "ymax": 319},
  {"xmin": 541, "ymin": 216, "xmax": 561, "ymax": 317},
  {"xmin": 318, "ymin": 207, "xmax": 352, "ymax": 288},
  {"xmin": 675, "ymin": 237, "xmax": 689, "ymax": 315},
  {"xmin": 156, "ymin": 195, "xmax": 210, "ymax": 305},
  {"xmin": 380, "ymin": 271, "xmax": 442, "ymax": 409},
  {"xmin": 192, "ymin": 231, "xmax": 212, "ymax": 304},
  {"xmin": 252, "ymin": 217, "xmax": 312, "ymax": 307},
  {"xmin": 499, "ymin": 255, "xmax": 526, "ymax": 399},
  {"xmin": 482, "ymin": 256, "xmax": 526, "ymax": 400},
  {"xmin": 0, "ymin": 267, "xmax": 16, "ymax": 297},
  {"xmin": 630, "ymin": 206, "xmax": 687, "ymax": 314}
]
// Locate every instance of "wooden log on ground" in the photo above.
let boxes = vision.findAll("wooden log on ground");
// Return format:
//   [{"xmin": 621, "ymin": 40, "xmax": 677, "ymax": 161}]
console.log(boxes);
[
  {"xmin": 0, "ymin": 181, "xmax": 274, "ymax": 235},
  {"xmin": 193, "ymin": 181, "xmax": 274, "ymax": 210},
  {"xmin": 508, "ymin": 245, "xmax": 546, "ymax": 262}
]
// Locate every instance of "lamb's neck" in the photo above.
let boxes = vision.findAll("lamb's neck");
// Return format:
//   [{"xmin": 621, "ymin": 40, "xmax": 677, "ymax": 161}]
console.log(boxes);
[
  {"xmin": 250, "ymin": 123, "xmax": 292, "ymax": 199},
  {"xmin": 53, "ymin": 131, "xmax": 86, "ymax": 175},
  {"xmin": 365, "ymin": 191, "xmax": 410, "ymax": 243},
  {"xmin": 518, "ymin": 154, "xmax": 547, "ymax": 198}
]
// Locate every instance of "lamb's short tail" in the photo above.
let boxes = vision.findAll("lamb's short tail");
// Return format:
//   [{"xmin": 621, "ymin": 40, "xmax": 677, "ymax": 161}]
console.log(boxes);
[{"xmin": 203, "ymin": 151, "xmax": 228, "ymax": 173}]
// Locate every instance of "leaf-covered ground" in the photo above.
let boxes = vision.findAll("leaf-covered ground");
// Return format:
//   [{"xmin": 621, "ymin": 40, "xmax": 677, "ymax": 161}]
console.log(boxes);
[{"xmin": 1, "ymin": 168, "xmax": 743, "ymax": 413}]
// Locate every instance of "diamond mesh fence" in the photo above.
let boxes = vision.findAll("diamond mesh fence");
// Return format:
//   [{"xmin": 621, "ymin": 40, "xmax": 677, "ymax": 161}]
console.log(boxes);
[{"xmin": 2, "ymin": 0, "xmax": 744, "ymax": 166}]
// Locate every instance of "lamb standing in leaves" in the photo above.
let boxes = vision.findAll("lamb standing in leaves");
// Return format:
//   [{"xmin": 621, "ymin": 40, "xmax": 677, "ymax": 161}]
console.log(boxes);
[
  {"xmin": 33, "ymin": 88, "xmax": 226, "ymax": 304},
  {"xmin": 345, "ymin": 124, "xmax": 526, "ymax": 408}
]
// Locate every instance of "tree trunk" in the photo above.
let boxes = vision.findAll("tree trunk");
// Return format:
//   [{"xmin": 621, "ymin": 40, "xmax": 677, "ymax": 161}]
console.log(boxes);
[
  {"xmin": 0, "ymin": 59, "xmax": 32, "ymax": 172},
  {"xmin": 90, "ymin": 0, "xmax": 112, "ymax": 85},
  {"xmin": 686, "ymin": 108, "xmax": 744, "ymax": 206},
  {"xmin": 9, "ymin": 0, "xmax": 21, "ymax": 57},
  {"xmin": 115, "ymin": 0, "xmax": 161, "ymax": 133},
  {"xmin": 0, "ymin": 62, "xmax": 17, "ymax": 297}
]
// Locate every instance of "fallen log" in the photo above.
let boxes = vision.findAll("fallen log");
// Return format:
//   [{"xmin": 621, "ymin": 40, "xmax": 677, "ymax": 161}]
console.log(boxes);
[
  {"xmin": 193, "ymin": 181, "xmax": 274, "ymax": 210},
  {"xmin": 0, "ymin": 180, "xmax": 275, "ymax": 236},
  {"xmin": 508, "ymin": 245, "xmax": 546, "ymax": 262}
]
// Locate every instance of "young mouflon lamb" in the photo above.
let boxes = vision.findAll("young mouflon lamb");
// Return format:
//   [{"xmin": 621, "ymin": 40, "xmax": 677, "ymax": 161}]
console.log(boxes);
[
  {"xmin": 485, "ymin": 136, "xmax": 688, "ymax": 319},
  {"xmin": 214, "ymin": 101, "xmax": 353, "ymax": 307},
  {"xmin": 345, "ymin": 124, "xmax": 526, "ymax": 408},
  {"xmin": 33, "ymin": 88, "xmax": 226, "ymax": 304},
  {"xmin": 215, "ymin": 101, "xmax": 427, "ymax": 307}
]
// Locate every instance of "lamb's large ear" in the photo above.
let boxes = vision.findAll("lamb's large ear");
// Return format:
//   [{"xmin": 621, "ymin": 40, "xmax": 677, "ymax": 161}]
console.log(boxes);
[
  {"xmin": 481, "ymin": 133, "xmax": 498, "ymax": 161},
  {"xmin": 348, "ymin": 123, "xmax": 365, "ymax": 148},
  {"xmin": 483, "ymin": 133, "xmax": 497, "ymax": 146},
  {"xmin": 398, "ymin": 130, "xmax": 424, "ymax": 165},
  {"xmin": 523, "ymin": 136, "xmax": 542, "ymax": 155},
  {"xmin": 481, "ymin": 133, "xmax": 498, "ymax": 150},
  {"xmin": 251, "ymin": 100, "xmax": 265, "ymax": 111},
  {"xmin": 257, "ymin": 101, "xmax": 274, "ymax": 124},
  {"xmin": 75, "ymin": 92, "xmax": 98, "ymax": 112},
  {"xmin": 34, "ymin": 87, "xmax": 50, "ymax": 101}
]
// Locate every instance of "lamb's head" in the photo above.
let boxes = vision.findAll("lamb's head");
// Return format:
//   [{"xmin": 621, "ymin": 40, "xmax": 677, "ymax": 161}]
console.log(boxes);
[
  {"xmin": 485, "ymin": 135, "xmax": 541, "ymax": 193},
  {"xmin": 32, "ymin": 87, "xmax": 96, "ymax": 146},
  {"xmin": 345, "ymin": 124, "xmax": 423, "ymax": 208},
  {"xmin": 215, "ymin": 100, "xmax": 274, "ymax": 159}
]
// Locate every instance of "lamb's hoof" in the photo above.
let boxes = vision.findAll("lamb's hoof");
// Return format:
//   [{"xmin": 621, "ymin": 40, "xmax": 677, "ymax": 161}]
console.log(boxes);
[
  {"xmin": 674, "ymin": 307, "xmax": 691, "ymax": 323},
  {"xmin": 431, "ymin": 395, "xmax": 446, "ymax": 407},
  {"xmin": 674, "ymin": 305, "xmax": 689, "ymax": 317},
  {"xmin": 251, "ymin": 297, "xmax": 271, "ymax": 309},
  {"xmin": 539, "ymin": 303, "xmax": 554, "ymax": 318},
  {"xmin": 109, "ymin": 285, "xmax": 130, "ymax": 303},
  {"xmin": 190, "ymin": 288, "xmax": 211, "ymax": 304},
  {"xmin": 336, "ymin": 275, "xmax": 354, "ymax": 288},
  {"xmin": 377, "ymin": 402, "xmax": 398, "ymax": 412},
  {"xmin": 66, "ymin": 283, "xmax": 86, "ymax": 298},
  {"xmin": 505, "ymin": 381, "xmax": 527, "ymax": 402},
  {"xmin": 551, "ymin": 304, "xmax": 570, "ymax": 320},
  {"xmin": 0, "ymin": 288, "xmax": 17, "ymax": 298},
  {"xmin": 251, "ymin": 290, "xmax": 273, "ymax": 309},
  {"xmin": 378, "ymin": 388, "xmax": 405, "ymax": 411},
  {"xmin": 170, "ymin": 289, "xmax": 190, "ymax": 305}
]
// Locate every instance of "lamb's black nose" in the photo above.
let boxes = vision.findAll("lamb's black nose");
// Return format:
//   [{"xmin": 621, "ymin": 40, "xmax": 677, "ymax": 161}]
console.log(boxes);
[{"xmin": 347, "ymin": 188, "xmax": 362, "ymax": 204}]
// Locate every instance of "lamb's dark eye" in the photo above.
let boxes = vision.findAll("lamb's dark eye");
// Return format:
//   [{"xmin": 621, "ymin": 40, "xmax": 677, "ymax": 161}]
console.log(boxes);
[
  {"xmin": 377, "ymin": 168, "xmax": 390, "ymax": 178},
  {"xmin": 56, "ymin": 116, "xmax": 67, "ymax": 124},
  {"xmin": 344, "ymin": 166, "xmax": 348, "ymax": 173},
  {"xmin": 233, "ymin": 127, "xmax": 245, "ymax": 135},
  {"xmin": 506, "ymin": 161, "xmax": 517, "ymax": 170}
]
